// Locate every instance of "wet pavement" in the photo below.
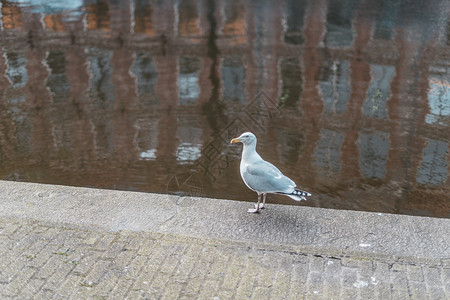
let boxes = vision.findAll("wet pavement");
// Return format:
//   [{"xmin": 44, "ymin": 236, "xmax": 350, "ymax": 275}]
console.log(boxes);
[{"xmin": 0, "ymin": 0, "xmax": 449, "ymax": 217}]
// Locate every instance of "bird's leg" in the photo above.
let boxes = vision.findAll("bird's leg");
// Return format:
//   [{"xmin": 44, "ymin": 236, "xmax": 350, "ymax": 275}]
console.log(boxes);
[
  {"xmin": 248, "ymin": 194, "xmax": 261, "ymax": 213},
  {"xmin": 262, "ymin": 193, "xmax": 267, "ymax": 209},
  {"xmin": 254, "ymin": 193, "xmax": 267, "ymax": 210}
]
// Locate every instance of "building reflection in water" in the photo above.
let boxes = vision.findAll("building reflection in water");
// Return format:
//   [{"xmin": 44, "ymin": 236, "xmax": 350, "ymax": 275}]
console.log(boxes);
[
  {"xmin": 280, "ymin": 58, "xmax": 302, "ymax": 108},
  {"xmin": 358, "ymin": 131, "xmax": 389, "ymax": 180},
  {"xmin": 5, "ymin": 52, "xmax": 28, "ymax": 90},
  {"xmin": 314, "ymin": 129, "xmax": 343, "ymax": 176},
  {"xmin": 86, "ymin": 0, "xmax": 111, "ymax": 31},
  {"xmin": 417, "ymin": 138, "xmax": 448, "ymax": 186},
  {"xmin": 319, "ymin": 60, "xmax": 350, "ymax": 113},
  {"xmin": 324, "ymin": 0, "xmax": 357, "ymax": 48},
  {"xmin": 45, "ymin": 51, "xmax": 71, "ymax": 103},
  {"xmin": 221, "ymin": 56, "xmax": 246, "ymax": 104},
  {"xmin": 178, "ymin": 56, "xmax": 201, "ymax": 105},
  {"xmin": 137, "ymin": 118, "xmax": 158, "ymax": 161},
  {"xmin": 133, "ymin": 0, "xmax": 156, "ymax": 35},
  {"xmin": 283, "ymin": 0, "xmax": 306, "ymax": 45},
  {"xmin": 363, "ymin": 65, "xmax": 394, "ymax": 119},
  {"xmin": 426, "ymin": 67, "xmax": 450, "ymax": 125},
  {"xmin": 0, "ymin": 0, "xmax": 448, "ymax": 217},
  {"xmin": 132, "ymin": 52, "xmax": 159, "ymax": 106}
]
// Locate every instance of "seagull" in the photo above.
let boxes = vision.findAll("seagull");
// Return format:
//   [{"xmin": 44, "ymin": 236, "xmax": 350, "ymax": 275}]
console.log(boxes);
[{"xmin": 231, "ymin": 132, "xmax": 311, "ymax": 213}]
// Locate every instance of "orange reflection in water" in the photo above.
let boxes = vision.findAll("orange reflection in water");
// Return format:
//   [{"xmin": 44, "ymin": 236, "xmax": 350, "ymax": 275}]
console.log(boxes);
[{"xmin": 0, "ymin": 0, "xmax": 449, "ymax": 218}]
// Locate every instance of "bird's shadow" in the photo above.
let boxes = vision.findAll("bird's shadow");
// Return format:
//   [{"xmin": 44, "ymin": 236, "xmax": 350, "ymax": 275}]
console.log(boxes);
[{"xmin": 233, "ymin": 204, "xmax": 321, "ymax": 244}]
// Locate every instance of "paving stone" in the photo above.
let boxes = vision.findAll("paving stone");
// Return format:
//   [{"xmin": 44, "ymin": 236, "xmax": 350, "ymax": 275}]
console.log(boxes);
[
  {"xmin": 147, "ymin": 273, "xmax": 170, "ymax": 299},
  {"xmin": 341, "ymin": 267, "xmax": 358, "ymax": 289},
  {"xmin": 93, "ymin": 272, "xmax": 121, "ymax": 298},
  {"xmin": 443, "ymin": 268, "xmax": 450, "ymax": 283},
  {"xmin": 309, "ymin": 255, "xmax": 325, "ymax": 272},
  {"xmin": 102, "ymin": 239, "xmax": 128, "ymax": 261},
  {"xmin": 374, "ymin": 282, "xmax": 392, "ymax": 299},
  {"xmin": 121, "ymin": 255, "xmax": 147, "ymax": 280},
  {"xmin": 33, "ymin": 288, "xmax": 56, "ymax": 300},
  {"xmin": 341, "ymin": 288, "xmax": 358, "ymax": 299},
  {"xmin": 94, "ymin": 233, "xmax": 119, "ymax": 251},
  {"xmin": 359, "ymin": 284, "xmax": 375, "ymax": 299},
  {"xmin": 255, "ymin": 254, "xmax": 276, "ymax": 288},
  {"xmin": 161, "ymin": 282, "xmax": 184, "ymax": 300},
  {"xmin": 48, "ymin": 230, "xmax": 74, "ymax": 246},
  {"xmin": 409, "ymin": 281, "xmax": 428, "ymax": 300},
  {"xmin": 235, "ymin": 273, "xmax": 257, "ymax": 299},
  {"xmin": 390, "ymin": 269, "xmax": 409, "ymax": 291},
  {"xmin": 292, "ymin": 259, "xmax": 309, "ymax": 284},
  {"xmin": 0, "ymin": 223, "xmax": 20, "ymax": 236},
  {"xmin": 341, "ymin": 257, "xmax": 360, "ymax": 268},
  {"xmin": 392, "ymin": 289, "xmax": 410, "ymax": 300},
  {"xmin": 55, "ymin": 274, "xmax": 82, "ymax": 299},
  {"xmin": 41, "ymin": 262, "xmax": 75, "ymax": 291},
  {"xmin": 0, "ymin": 217, "xmax": 448, "ymax": 299},
  {"xmin": 407, "ymin": 265, "xmax": 424, "ymax": 282},
  {"xmin": 82, "ymin": 260, "xmax": 112, "ymax": 287},
  {"xmin": 109, "ymin": 248, "xmax": 135, "ymax": 272},
  {"xmin": 208, "ymin": 257, "xmax": 229, "ymax": 282},
  {"xmin": 307, "ymin": 271, "xmax": 323, "ymax": 295},
  {"xmin": 391, "ymin": 263, "xmax": 406, "ymax": 272},
  {"xmin": 17, "ymin": 278, "xmax": 45, "ymax": 299},
  {"xmin": 442, "ymin": 259, "xmax": 450, "ymax": 269},
  {"xmin": 197, "ymin": 278, "xmax": 221, "ymax": 299},
  {"xmin": 72, "ymin": 251, "xmax": 100, "ymax": 277},
  {"xmin": 180, "ymin": 253, "xmax": 210, "ymax": 297},
  {"xmin": 358, "ymin": 260, "xmax": 374, "ymax": 275},
  {"xmin": 373, "ymin": 261, "xmax": 390, "ymax": 284},
  {"xmin": 221, "ymin": 263, "xmax": 243, "ymax": 291},
  {"xmin": 136, "ymin": 237, "xmax": 159, "ymax": 256},
  {"xmin": 251, "ymin": 286, "xmax": 271, "ymax": 299},
  {"xmin": 215, "ymin": 288, "xmax": 235, "ymax": 299},
  {"xmin": 107, "ymin": 278, "xmax": 133, "ymax": 299},
  {"xmin": 172, "ymin": 246, "xmax": 202, "ymax": 284},
  {"xmin": 271, "ymin": 268, "xmax": 291, "ymax": 299},
  {"xmin": 428, "ymin": 286, "xmax": 446, "ymax": 300},
  {"xmin": 424, "ymin": 267, "xmax": 442, "ymax": 287},
  {"xmin": 4, "ymin": 266, "xmax": 36, "ymax": 296}
]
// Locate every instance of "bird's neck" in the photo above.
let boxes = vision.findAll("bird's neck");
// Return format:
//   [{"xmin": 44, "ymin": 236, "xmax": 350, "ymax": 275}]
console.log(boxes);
[{"xmin": 242, "ymin": 143, "xmax": 261, "ymax": 162}]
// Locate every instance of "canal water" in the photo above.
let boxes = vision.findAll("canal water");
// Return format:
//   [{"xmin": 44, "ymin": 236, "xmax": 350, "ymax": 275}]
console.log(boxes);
[{"xmin": 0, "ymin": 0, "xmax": 449, "ymax": 217}]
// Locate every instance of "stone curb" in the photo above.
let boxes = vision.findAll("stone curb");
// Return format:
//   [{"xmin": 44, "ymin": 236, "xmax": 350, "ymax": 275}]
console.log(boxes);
[{"xmin": 1, "ymin": 180, "xmax": 449, "ymax": 264}]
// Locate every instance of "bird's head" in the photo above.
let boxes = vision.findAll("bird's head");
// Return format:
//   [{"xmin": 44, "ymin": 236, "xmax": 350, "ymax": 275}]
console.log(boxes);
[{"xmin": 230, "ymin": 132, "xmax": 256, "ymax": 145}]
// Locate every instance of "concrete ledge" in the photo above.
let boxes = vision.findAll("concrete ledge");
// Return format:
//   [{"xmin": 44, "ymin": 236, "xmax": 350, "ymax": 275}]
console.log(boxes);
[{"xmin": 1, "ymin": 180, "xmax": 449, "ymax": 264}]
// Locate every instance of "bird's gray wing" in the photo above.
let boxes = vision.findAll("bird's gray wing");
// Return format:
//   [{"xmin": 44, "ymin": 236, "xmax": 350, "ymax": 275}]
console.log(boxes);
[{"xmin": 242, "ymin": 160, "xmax": 296, "ymax": 193}]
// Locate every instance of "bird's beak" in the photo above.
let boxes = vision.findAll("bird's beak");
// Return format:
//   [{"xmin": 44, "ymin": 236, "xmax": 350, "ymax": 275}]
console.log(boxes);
[{"xmin": 230, "ymin": 137, "xmax": 241, "ymax": 144}]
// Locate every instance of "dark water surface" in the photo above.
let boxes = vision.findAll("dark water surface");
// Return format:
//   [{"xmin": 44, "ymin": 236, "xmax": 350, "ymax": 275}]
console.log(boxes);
[{"xmin": 0, "ymin": 0, "xmax": 449, "ymax": 217}]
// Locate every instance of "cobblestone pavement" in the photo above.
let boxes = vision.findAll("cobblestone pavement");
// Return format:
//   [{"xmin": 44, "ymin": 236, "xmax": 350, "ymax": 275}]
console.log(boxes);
[{"xmin": 0, "ymin": 219, "xmax": 449, "ymax": 300}]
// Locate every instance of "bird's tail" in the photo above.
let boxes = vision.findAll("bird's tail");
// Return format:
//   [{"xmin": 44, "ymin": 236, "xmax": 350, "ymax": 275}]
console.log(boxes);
[{"xmin": 279, "ymin": 189, "xmax": 312, "ymax": 201}]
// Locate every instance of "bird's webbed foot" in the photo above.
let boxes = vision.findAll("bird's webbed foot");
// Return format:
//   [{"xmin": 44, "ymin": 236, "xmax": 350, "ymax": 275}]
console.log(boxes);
[
  {"xmin": 254, "ymin": 203, "xmax": 265, "ymax": 210},
  {"xmin": 248, "ymin": 194, "xmax": 263, "ymax": 213}
]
